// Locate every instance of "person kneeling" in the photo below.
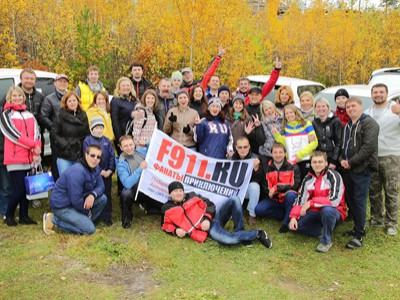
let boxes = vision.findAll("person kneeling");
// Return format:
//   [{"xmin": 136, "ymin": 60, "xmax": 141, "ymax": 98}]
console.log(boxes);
[
  {"xmin": 288, "ymin": 151, "xmax": 346, "ymax": 252},
  {"xmin": 161, "ymin": 181, "xmax": 272, "ymax": 248},
  {"xmin": 43, "ymin": 145, "xmax": 107, "ymax": 235}
]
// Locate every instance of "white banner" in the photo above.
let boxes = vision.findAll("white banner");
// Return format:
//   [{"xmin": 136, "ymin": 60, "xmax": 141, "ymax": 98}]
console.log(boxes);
[{"xmin": 137, "ymin": 130, "xmax": 254, "ymax": 209}]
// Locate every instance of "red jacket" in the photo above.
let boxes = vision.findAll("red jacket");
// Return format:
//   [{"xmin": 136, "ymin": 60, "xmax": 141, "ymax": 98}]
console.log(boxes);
[
  {"xmin": 289, "ymin": 167, "xmax": 347, "ymax": 221},
  {"xmin": 264, "ymin": 159, "xmax": 301, "ymax": 203},
  {"xmin": 0, "ymin": 103, "xmax": 41, "ymax": 167},
  {"xmin": 161, "ymin": 192, "xmax": 216, "ymax": 242},
  {"xmin": 241, "ymin": 68, "xmax": 280, "ymax": 105}
]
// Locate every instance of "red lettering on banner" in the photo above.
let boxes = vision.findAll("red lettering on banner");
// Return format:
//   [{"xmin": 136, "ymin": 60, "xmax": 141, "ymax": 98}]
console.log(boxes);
[
  {"xmin": 198, "ymin": 159, "xmax": 208, "ymax": 178},
  {"xmin": 186, "ymin": 154, "xmax": 196, "ymax": 175},
  {"xmin": 157, "ymin": 139, "xmax": 173, "ymax": 162},
  {"xmin": 168, "ymin": 144, "xmax": 185, "ymax": 169}
]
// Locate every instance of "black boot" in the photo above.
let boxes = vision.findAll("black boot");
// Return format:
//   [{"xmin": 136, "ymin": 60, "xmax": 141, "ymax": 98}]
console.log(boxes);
[
  {"xmin": 19, "ymin": 216, "xmax": 38, "ymax": 225},
  {"xmin": 6, "ymin": 216, "xmax": 17, "ymax": 227}
]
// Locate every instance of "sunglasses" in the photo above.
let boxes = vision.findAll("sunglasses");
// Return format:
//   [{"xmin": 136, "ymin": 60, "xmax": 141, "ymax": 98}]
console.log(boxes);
[
  {"xmin": 88, "ymin": 153, "xmax": 102, "ymax": 160},
  {"xmin": 237, "ymin": 145, "xmax": 250, "ymax": 150}
]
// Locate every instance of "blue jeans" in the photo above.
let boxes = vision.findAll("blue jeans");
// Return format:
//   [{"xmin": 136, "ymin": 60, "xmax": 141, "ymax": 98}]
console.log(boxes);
[
  {"xmin": 209, "ymin": 196, "xmax": 259, "ymax": 245},
  {"xmin": 343, "ymin": 169, "xmax": 372, "ymax": 239},
  {"xmin": 56, "ymin": 158, "xmax": 77, "ymax": 175},
  {"xmin": 52, "ymin": 194, "xmax": 107, "ymax": 235},
  {"xmin": 245, "ymin": 182, "xmax": 260, "ymax": 217},
  {"xmin": 0, "ymin": 166, "xmax": 12, "ymax": 216},
  {"xmin": 293, "ymin": 206, "xmax": 342, "ymax": 244},
  {"xmin": 255, "ymin": 192, "xmax": 297, "ymax": 225}
]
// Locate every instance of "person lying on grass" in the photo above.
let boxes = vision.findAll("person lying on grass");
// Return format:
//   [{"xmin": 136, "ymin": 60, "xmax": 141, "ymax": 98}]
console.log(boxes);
[{"xmin": 161, "ymin": 181, "xmax": 272, "ymax": 248}]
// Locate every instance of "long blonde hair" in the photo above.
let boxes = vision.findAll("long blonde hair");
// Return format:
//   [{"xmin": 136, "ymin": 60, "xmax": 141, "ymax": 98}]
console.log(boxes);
[
  {"xmin": 114, "ymin": 77, "xmax": 136, "ymax": 99},
  {"xmin": 260, "ymin": 100, "xmax": 280, "ymax": 122},
  {"xmin": 6, "ymin": 86, "xmax": 26, "ymax": 103},
  {"xmin": 281, "ymin": 104, "xmax": 307, "ymax": 131}
]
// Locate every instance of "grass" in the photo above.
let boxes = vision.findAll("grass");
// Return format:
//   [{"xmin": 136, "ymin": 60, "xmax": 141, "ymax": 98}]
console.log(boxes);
[{"xmin": 1, "ymin": 176, "xmax": 399, "ymax": 299}]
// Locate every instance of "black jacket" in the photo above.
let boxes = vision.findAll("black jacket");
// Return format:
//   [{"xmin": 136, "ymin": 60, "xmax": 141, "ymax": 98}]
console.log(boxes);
[
  {"xmin": 40, "ymin": 90, "xmax": 63, "ymax": 130},
  {"xmin": 110, "ymin": 95, "xmax": 138, "ymax": 142},
  {"xmin": 130, "ymin": 77, "xmax": 153, "ymax": 101},
  {"xmin": 312, "ymin": 112, "xmax": 342, "ymax": 166},
  {"xmin": 51, "ymin": 108, "xmax": 90, "ymax": 161},
  {"xmin": 340, "ymin": 114, "xmax": 379, "ymax": 174}
]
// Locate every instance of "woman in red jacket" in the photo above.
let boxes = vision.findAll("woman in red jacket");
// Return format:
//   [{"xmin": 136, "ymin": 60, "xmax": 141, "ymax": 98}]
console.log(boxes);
[{"xmin": 0, "ymin": 86, "xmax": 41, "ymax": 226}]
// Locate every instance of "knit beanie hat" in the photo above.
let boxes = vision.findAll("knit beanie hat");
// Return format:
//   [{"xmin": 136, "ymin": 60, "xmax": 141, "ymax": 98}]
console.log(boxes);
[
  {"xmin": 334, "ymin": 88, "xmax": 349, "ymax": 100},
  {"xmin": 218, "ymin": 85, "xmax": 231, "ymax": 96},
  {"xmin": 168, "ymin": 181, "xmax": 184, "ymax": 194},
  {"xmin": 232, "ymin": 94, "xmax": 245, "ymax": 104},
  {"xmin": 171, "ymin": 71, "xmax": 183, "ymax": 82},
  {"xmin": 90, "ymin": 116, "xmax": 105, "ymax": 130},
  {"xmin": 208, "ymin": 97, "xmax": 222, "ymax": 108}
]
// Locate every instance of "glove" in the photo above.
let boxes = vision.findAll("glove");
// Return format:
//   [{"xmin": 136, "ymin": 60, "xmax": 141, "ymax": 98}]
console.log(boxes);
[
  {"xmin": 168, "ymin": 112, "xmax": 177, "ymax": 122},
  {"xmin": 183, "ymin": 124, "xmax": 190, "ymax": 134}
]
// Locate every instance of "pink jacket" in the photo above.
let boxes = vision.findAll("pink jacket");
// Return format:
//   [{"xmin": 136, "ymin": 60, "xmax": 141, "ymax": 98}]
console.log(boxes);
[{"xmin": 0, "ymin": 102, "xmax": 41, "ymax": 167}]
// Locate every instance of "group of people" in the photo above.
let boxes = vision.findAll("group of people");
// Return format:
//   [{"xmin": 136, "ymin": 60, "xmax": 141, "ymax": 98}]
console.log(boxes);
[{"xmin": 0, "ymin": 54, "xmax": 399, "ymax": 252}]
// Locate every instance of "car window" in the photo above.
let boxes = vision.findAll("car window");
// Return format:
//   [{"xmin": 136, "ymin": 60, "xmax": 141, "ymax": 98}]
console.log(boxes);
[
  {"xmin": 369, "ymin": 74, "xmax": 400, "ymax": 88},
  {"xmin": 297, "ymin": 85, "xmax": 325, "ymax": 96},
  {"xmin": 36, "ymin": 77, "xmax": 55, "ymax": 97},
  {"xmin": 0, "ymin": 78, "xmax": 15, "ymax": 101},
  {"xmin": 388, "ymin": 93, "xmax": 400, "ymax": 102}
]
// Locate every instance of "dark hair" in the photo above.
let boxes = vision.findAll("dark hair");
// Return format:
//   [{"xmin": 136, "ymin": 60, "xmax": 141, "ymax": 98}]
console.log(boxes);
[
  {"xmin": 141, "ymin": 89, "xmax": 159, "ymax": 110},
  {"xmin": 204, "ymin": 109, "xmax": 225, "ymax": 122},
  {"xmin": 131, "ymin": 62, "xmax": 144, "ymax": 70},
  {"xmin": 190, "ymin": 85, "xmax": 208, "ymax": 116},
  {"xmin": 86, "ymin": 144, "xmax": 102, "ymax": 154},
  {"xmin": 371, "ymin": 83, "xmax": 388, "ymax": 93},
  {"xmin": 89, "ymin": 91, "xmax": 110, "ymax": 113}
]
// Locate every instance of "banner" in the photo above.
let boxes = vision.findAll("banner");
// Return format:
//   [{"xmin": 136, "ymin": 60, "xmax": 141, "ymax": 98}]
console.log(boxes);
[{"xmin": 137, "ymin": 130, "xmax": 254, "ymax": 209}]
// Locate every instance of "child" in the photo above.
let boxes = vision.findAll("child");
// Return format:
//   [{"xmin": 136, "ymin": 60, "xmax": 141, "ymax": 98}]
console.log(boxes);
[{"xmin": 83, "ymin": 117, "xmax": 115, "ymax": 226}]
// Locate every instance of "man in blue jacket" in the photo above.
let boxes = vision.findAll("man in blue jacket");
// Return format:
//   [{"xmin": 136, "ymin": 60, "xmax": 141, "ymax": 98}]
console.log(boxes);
[{"xmin": 43, "ymin": 144, "xmax": 107, "ymax": 235}]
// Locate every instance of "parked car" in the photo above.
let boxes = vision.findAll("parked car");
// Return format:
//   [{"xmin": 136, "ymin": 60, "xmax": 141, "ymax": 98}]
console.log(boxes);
[
  {"xmin": 0, "ymin": 68, "xmax": 57, "ymax": 156},
  {"xmin": 248, "ymin": 75, "xmax": 326, "ymax": 106},
  {"xmin": 368, "ymin": 68, "xmax": 400, "ymax": 90},
  {"xmin": 314, "ymin": 84, "xmax": 400, "ymax": 110}
]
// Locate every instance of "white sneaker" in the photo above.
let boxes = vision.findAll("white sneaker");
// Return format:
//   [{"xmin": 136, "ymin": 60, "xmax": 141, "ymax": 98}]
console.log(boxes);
[
  {"xmin": 43, "ymin": 213, "xmax": 55, "ymax": 235},
  {"xmin": 316, "ymin": 242, "xmax": 333, "ymax": 253},
  {"xmin": 387, "ymin": 227, "xmax": 398, "ymax": 236}
]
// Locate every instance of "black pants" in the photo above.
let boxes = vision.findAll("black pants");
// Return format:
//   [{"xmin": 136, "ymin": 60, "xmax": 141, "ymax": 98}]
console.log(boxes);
[
  {"xmin": 7, "ymin": 170, "xmax": 29, "ymax": 218},
  {"xmin": 100, "ymin": 176, "xmax": 113, "ymax": 222}
]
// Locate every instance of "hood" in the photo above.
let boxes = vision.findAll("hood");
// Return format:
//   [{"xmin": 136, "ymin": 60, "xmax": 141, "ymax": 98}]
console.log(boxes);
[{"xmin": 4, "ymin": 102, "xmax": 27, "ymax": 111}]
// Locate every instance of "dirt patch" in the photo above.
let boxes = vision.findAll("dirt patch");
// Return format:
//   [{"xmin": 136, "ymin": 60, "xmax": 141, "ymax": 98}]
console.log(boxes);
[{"xmin": 86, "ymin": 265, "xmax": 160, "ymax": 298}]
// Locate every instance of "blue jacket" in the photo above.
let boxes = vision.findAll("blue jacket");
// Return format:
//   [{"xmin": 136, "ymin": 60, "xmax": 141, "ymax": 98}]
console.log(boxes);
[
  {"xmin": 83, "ymin": 134, "xmax": 116, "ymax": 172},
  {"xmin": 194, "ymin": 117, "xmax": 233, "ymax": 159},
  {"xmin": 116, "ymin": 147, "xmax": 147, "ymax": 189},
  {"xmin": 50, "ymin": 159, "xmax": 105, "ymax": 215}
]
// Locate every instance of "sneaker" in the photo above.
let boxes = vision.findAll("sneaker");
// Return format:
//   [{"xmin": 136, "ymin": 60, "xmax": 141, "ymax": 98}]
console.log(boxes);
[
  {"xmin": 316, "ymin": 242, "xmax": 333, "ymax": 253},
  {"xmin": 386, "ymin": 227, "xmax": 398, "ymax": 236},
  {"xmin": 346, "ymin": 238, "xmax": 363, "ymax": 250},
  {"xmin": 43, "ymin": 213, "xmax": 55, "ymax": 235},
  {"xmin": 366, "ymin": 219, "xmax": 384, "ymax": 227},
  {"xmin": 242, "ymin": 240, "xmax": 254, "ymax": 248},
  {"xmin": 279, "ymin": 224, "xmax": 289, "ymax": 233},
  {"xmin": 248, "ymin": 216, "xmax": 256, "ymax": 226},
  {"xmin": 19, "ymin": 216, "xmax": 38, "ymax": 225},
  {"xmin": 258, "ymin": 230, "xmax": 272, "ymax": 249}
]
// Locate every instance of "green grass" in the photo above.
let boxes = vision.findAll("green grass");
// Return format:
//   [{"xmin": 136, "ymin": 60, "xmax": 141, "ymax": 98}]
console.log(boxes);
[{"xmin": 1, "ymin": 178, "xmax": 399, "ymax": 299}]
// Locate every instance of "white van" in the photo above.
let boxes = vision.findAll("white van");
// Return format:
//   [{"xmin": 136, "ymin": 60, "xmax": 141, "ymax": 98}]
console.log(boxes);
[
  {"xmin": 0, "ymin": 68, "xmax": 57, "ymax": 100},
  {"xmin": 247, "ymin": 75, "xmax": 325, "ymax": 106},
  {"xmin": 0, "ymin": 68, "xmax": 57, "ymax": 156}
]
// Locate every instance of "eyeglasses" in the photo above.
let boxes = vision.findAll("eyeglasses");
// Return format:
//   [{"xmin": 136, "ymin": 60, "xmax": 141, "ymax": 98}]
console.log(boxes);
[
  {"xmin": 88, "ymin": 153, "xmax": 102, "ymax": 160},
  {"xmin": 237, "ymin": 145, "xmax": 250, "ymax": 150}
]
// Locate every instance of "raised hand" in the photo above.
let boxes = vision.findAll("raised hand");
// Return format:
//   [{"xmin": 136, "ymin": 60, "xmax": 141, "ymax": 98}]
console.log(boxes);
[
  {"xmin": 218, "ymin": 45, "xmax": 226, "ymax": 57},
  {"xmin": 252, "ymin": 114, "xmax": 261, "ymax": 127},
  {"xmin": 169, "ymin": 112, "xmax": 177, "ymax": 122},
  {"xmin": 244, "ymin": 121, "xmax": 255, "ymax": 134},
  {"xmin": 274, "ymin": 56, "xmax": 283, "ymax": 69},
  {"xmin": 182, "ymin": 124, "xmax": 191, "ymax": 134}
]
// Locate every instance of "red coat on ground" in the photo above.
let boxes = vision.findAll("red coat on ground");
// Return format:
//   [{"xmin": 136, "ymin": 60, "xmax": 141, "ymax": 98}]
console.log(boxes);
[{"xmin": 161, "ymin": 192, "xmax": 216, "ymax": 242}]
